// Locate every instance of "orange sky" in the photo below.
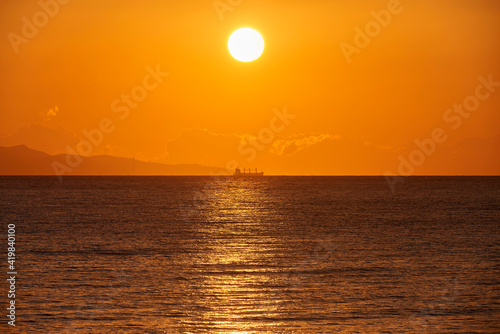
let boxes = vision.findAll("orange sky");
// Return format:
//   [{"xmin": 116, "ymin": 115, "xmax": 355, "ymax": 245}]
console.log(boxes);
[{"xmin": 1, "ymin": 0, "xmax": 499, "ymax": 175}]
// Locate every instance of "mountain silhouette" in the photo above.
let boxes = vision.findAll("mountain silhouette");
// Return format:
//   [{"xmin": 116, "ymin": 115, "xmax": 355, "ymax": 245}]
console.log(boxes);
[{"xmin": 0, "ymin": 145, "xmax": 225, "ymax": 176}]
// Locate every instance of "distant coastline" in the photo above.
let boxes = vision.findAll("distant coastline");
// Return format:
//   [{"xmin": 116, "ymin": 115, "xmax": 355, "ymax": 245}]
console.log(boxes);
[
  {"xmin": 1, "ymin": 145, "xmax": 499, "ymax": 177},
  {"xmin": 0, "ymin": 145, "xmax": 225, "ymax": 177}
]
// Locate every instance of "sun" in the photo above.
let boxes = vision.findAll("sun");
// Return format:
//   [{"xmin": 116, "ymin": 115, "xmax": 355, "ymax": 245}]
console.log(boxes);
[{"xmin": 228, "ymin": 28, "xmax": 265, "ymax": 62}]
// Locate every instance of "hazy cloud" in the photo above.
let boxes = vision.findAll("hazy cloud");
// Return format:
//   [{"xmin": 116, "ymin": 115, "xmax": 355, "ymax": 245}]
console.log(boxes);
[
  {"xmin": 271, "ymin": 133, "xmax": 340, "ymax": 156},
  {"xmin": 39, "ymin": 105, "xmax": 59, "ymax": 121},
  {"xmin": 0, "ymin": 124, "xmax": 79, "ymax": 155}
]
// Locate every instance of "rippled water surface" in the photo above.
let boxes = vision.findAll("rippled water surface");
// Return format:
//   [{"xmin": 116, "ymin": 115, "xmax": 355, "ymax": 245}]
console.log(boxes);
[{"xmin": 0, "ymin": 176, "xmax": 499, "ymax": 333}]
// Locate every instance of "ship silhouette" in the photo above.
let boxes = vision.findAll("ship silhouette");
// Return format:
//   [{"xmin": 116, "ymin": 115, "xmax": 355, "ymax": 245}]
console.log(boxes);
[{"xmin": 233, "ymin": 167, "xmax": 264, "ymax": 176}]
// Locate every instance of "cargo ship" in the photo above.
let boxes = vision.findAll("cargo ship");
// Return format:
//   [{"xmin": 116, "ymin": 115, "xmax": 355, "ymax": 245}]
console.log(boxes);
[{"xmin": 233, "ymin": 167, "xmax": 264, "ymax": 176}]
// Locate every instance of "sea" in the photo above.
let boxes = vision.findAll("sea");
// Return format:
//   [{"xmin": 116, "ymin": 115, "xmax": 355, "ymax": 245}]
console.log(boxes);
[{"xmin": 0, "ymin": 176, "xmax": 499, "ymax": 333}]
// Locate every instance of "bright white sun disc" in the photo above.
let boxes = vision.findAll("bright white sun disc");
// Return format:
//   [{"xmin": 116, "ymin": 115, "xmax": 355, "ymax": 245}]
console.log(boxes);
[{"xmin": 228, "ymin": 28, "xmax": 264, "ymax": 62}]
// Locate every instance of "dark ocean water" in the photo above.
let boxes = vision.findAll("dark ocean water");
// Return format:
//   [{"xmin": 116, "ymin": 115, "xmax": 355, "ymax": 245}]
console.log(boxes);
[{"xmin": 0, "ymin": 176, "xmax": 499, "ymax": 333}]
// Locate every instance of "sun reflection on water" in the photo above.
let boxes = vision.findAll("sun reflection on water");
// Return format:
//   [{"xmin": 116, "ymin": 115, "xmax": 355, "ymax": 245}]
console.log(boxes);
[{"xmin": 177, "ymin": 178, "xmax": 289, "ymax": 332}]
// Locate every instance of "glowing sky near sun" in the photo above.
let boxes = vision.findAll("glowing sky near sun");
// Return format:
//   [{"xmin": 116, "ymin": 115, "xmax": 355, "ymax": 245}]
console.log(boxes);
[{"xmin": 0, "ymin": 0, "xmax": 499, "ymax": 175}]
